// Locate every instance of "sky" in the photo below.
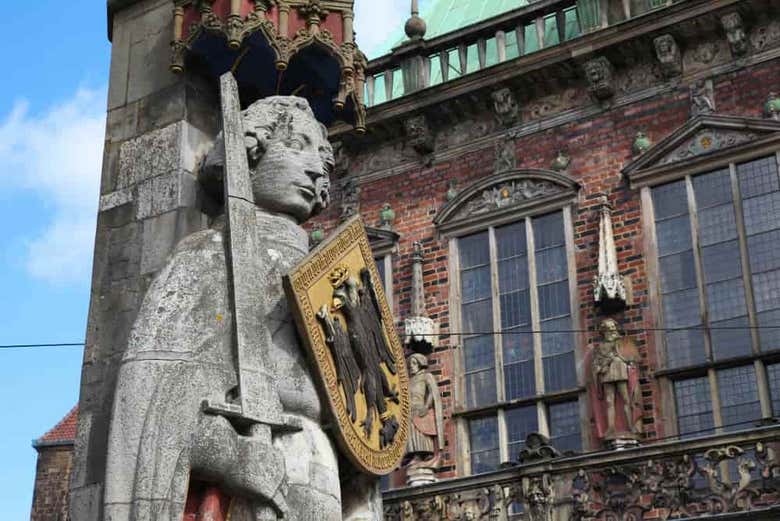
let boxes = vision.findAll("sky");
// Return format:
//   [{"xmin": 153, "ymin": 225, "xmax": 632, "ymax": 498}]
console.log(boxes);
[{"xmin": 0, "ymin": 1, "xmax": 420, "ymax": 519}]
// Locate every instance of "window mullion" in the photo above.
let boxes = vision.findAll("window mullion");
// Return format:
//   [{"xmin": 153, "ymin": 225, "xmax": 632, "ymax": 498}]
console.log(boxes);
[
  {"xmin": 537, "ymin": 401, "xmax": 549, "ymax": 438},
  {"xmin": 756, "ymin": 359, "xmax": 773, "ymax": 419},
  {"xmin": 526, "ymin": 217, "xmax": 544, "ymax": 396},
  {"xmin": 489, "ymin": 227, "xmax": 505, "ymax": 403},
  {"xmin": 685, "ymin": 175, "xmax": 713, "ymax": 362},
  {"xmin": 709, "ymin": 368, "xmax": 724, "ymax": 431},
  {"xmin": 497, "ymin": 408, "xmax": 509, "ymax": 464},
  {"xmin": 729, "ymin": 163, "xmax": 761, "ymax": 355}
]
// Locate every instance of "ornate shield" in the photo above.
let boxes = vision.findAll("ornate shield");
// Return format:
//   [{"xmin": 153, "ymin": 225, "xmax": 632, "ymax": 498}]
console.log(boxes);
[{"xmin": 283, "ymin": 216, "xmax": 410, "ymax": 475}]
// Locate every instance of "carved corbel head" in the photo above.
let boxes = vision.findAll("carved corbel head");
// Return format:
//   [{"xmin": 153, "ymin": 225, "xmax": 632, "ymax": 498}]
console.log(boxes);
[
  {"xmin": 583, "ymin": 56, "xmax": 615, "ymax": 102},
  {"xmin": 404, "ymin": 114, "xmax": 435, "ymax": 160},
  {"xmin": 491, "ymin": 87, "xmax": 520, "ymax": 127},
  {"xmin": 653, "ymin": 34, "xmax": 682, "ymax": 79},
  {"xmin": 721, "ymin": 12, "xmax": 749, "ymax": 57}
]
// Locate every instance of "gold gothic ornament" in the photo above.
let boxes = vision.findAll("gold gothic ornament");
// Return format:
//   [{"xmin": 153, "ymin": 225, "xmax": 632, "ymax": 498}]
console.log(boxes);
[{"xmin": 284, "ymin": 216, "xmax": 409, "ymax": 475}]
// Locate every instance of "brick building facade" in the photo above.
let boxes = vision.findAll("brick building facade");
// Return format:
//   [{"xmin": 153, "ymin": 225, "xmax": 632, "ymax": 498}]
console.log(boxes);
[{"xmin": 30, "ymin": 0, "xmax": 780, "ymax": 519}]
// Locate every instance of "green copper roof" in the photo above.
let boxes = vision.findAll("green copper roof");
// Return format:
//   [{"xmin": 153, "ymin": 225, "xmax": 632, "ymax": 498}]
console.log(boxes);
[{"xmin": 370, "ymin": 0, "xmax": 531, "ymax": 58}]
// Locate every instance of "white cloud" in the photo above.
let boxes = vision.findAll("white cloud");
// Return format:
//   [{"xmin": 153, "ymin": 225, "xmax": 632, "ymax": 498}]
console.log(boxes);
[
  {"xmin": 0, "ymin": 88, "xmax": 106, "ymax": 285},
  {"xmin": 354, "ymin": 0, "xmax": 409, "ymax": 57}
]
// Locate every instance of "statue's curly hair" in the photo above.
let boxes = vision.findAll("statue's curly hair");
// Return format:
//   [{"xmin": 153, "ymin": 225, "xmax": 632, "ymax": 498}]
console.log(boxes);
[{"xmin": 199, "ymin": 96, "xmax": 334, "ymax": 209}]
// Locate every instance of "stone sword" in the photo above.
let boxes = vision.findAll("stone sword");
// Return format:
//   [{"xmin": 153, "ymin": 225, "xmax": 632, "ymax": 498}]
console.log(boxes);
[{"xmin": 201, "ymin": 71, "xmax": 301, "ymax": 519}]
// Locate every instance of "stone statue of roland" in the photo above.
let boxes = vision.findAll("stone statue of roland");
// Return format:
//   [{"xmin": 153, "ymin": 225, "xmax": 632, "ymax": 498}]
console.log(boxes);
[{"xmin": 103, "ymin": 96, "xmax": 380, "ymax": 521}]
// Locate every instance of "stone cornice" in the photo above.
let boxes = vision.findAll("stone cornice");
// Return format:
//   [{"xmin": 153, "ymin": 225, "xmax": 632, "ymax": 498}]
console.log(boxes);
[
  {"xmin": 336, "ymin": 41, "xmax": 780, "ymax": 188},
  {"xmin": 332, "ymin": 0, "xmax": 744, "ymax": 138}
]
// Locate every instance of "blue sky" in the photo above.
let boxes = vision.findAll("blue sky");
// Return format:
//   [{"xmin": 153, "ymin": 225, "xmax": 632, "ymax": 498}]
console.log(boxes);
[{"xmin": 0, "ymin": 1, "xmax": 414, "ymax": 519}]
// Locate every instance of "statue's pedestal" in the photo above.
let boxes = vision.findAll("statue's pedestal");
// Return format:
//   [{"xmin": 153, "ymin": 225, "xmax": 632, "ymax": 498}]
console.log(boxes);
[{"xmin": 406, "ymin": 466, "xmax": 438, "ymax": 487}]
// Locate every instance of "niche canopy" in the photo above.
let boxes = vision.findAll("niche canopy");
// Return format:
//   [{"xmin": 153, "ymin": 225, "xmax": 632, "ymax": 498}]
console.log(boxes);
[{"xmin": 172, "ymin": 0, "xmax": 366, "ymax": 132}]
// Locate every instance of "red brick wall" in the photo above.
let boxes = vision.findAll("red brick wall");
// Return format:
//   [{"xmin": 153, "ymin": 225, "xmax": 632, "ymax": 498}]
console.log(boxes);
[
  {"xmin": 313, "ymin": 57, "xmax": 780, "ymax": 479},
  {"xmin": 30, "ymin": 445, "xmax": 73, "ymax": 521}
]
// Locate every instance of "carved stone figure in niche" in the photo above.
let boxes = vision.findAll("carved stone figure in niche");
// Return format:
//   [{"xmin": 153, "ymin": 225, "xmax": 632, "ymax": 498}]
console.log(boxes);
[
  {"xmin": 722, "ymin": 12, "xmax": 748, "ymax": 57},
  {"xmin": 103, "ymin": 96, "xmax": 380, "ymax": 521},
  {"xmin": 523, "ymin": 475, "xmax": 554, "ymax": 521},
  {"xmin": 332, "ymin": 140, "xmax": 351, "ymax": 178},
  {"xmin": 316, "ymin": 265, "xmax": 401, "ymax": 446},
  {"xmin": 403, "ymin": 353, "xmax": 444, "ymax": 486},
  {"xmin": 494, "ymin": 135, "xmax": 518, "ymax": 173},
  {"xmin": 588, "ymin": 318, "xmax": 642, "ymax": 447},
  {"xmin": 653, "ymin": 34, "xmax": 682, "ymax": 79},
  {"xmin": 491, "ymin": 87, "xmax": 520, "ymax": 127},
  {"xmin": 584, "ymin": 56, "xmax": 615, "ymax": 101},
  {"xmin": 404, "ymin": 114, "xmax": 435, "ymax": 160},
  {"xmin": 691, "ymin": 79, "xmax": 716, "ymax": 117},
  {"xmin": 339, "ymin": 177, "xmax": 361, "ymax": 222}
]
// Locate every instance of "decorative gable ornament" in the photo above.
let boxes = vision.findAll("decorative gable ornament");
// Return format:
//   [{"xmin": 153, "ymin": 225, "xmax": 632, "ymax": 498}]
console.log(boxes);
[
  {"xmin": 623, "ymin": 115, "xmax": 780, "ymax": 188},
  {"xmin": 434, "ymin": 169, "xmax": 579, "ymax": 235}
]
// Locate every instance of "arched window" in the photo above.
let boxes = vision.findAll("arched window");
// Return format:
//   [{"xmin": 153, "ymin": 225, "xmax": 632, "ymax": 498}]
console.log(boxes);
[{"xmin": 436, "ymin": 168, "xmax": 582, "ymax": 474}]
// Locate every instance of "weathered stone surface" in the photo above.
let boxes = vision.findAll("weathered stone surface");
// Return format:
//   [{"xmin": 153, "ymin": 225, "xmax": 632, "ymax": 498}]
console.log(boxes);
[
  {"xmin": 102, "ymin": 95, "xmax": 380, "ymax": 520},
  {"xmin": 116, "ymin": 122, "xmax": 181, "ymax": 188},
  {"xmin": 124, "ymin": 0, "xmax": 178, "ymax": 105}
]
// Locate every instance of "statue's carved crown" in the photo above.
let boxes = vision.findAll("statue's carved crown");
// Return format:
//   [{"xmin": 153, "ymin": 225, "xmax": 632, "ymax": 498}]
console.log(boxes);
[{"xmin": 328, "ymin": 264, "xmax": 351, "ymax": 288}]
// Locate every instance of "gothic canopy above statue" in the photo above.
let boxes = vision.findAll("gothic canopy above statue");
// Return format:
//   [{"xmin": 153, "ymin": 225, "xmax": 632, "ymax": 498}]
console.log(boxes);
[{"xmin": 171, "ymin": 0, "xmax": 366, "ymax": 132}]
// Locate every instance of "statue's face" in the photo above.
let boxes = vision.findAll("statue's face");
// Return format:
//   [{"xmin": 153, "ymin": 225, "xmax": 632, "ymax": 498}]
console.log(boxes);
[
  {"xmin": 656, "ymin": 36, "xmax": 673, "ymax": 58},
  {"xmin": 250, "ymin": 108, "xmax": 332, "ymax": 223},
  {"xmin": 409, "ymin": 356, "xmax": 420, "ymax": 374},
  {"xmin": 586, "ymin": 62, "xmax": 604, "ymax": 84},
  {"xmin": 601, "ymin": 320, "xmax": 620, "ymax": 341}
]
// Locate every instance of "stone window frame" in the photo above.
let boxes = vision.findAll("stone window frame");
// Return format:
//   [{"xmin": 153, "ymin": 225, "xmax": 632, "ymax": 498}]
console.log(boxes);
[
  {"xmin": 367, "ymin": 226, "xmax": 399, "ymax": 314},
  {"xmin": 625, "ymin": 115, "xmax": 780, "ymax": 440},
  {"xmin": 435, "ymin": 168, "xmax": 586, "ymax": 475}
]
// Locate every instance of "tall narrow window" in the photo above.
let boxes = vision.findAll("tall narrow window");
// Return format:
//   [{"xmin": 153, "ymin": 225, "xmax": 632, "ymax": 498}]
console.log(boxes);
[
  {"xmin": 457, "ymin": 210, "xmax": 580, "ymax": 473},
  {"xmin": 652, "ymin": 154, "xmax": 780, "ymax": 436}
]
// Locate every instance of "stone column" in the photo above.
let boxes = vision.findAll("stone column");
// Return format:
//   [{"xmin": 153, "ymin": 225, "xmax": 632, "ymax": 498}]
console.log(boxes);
[{"xmin": 70, "ymin": 1, "xmax": 217, "ymax": 518}]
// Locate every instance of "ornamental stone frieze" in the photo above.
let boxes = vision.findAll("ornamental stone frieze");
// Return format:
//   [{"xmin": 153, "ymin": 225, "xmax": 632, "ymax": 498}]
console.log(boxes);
[
  {"xmin": 435, "ymin": 169, "xmax": 579, "ymax": 235},
  {"xmin": 623, "ymin": 115, "xmax": 780, "ymax": 188},
  {"xmin": 572, "ymin": 441, "xmax": 780, "ymax": 521}
]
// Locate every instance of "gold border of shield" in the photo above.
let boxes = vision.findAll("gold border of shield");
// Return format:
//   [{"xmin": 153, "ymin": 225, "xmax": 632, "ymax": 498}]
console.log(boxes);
[{"xmin": 283, "ymin": 215, "xmax": 410, "ymax": 475}]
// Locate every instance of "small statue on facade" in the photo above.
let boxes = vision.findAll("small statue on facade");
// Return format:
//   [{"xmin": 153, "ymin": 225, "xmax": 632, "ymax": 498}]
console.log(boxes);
[
  {"xmin": 588, "ymin": 318, "xmax": 642, "ymax": 448},
  {"xmin": 691, "ymin": 79, "xmax": 716, "ymax": 117},
  {"xmin": 403, "ymin": 353, "xmax": 445, "ymax": 486}
]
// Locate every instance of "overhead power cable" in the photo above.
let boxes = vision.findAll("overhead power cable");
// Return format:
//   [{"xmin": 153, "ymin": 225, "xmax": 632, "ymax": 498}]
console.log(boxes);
[{"xmin": 6, "ymin": 324, "xmax": 780, "ymax": 350}]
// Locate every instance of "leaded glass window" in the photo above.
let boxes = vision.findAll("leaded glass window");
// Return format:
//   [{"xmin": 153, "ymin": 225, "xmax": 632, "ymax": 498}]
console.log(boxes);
[
  {"xmin": 458, "ymin": 210, "xmax": 580, "ymax": 474},
  {"xmin": 652, "ymin": 154, "xmax": 780, "ymax": 436}
]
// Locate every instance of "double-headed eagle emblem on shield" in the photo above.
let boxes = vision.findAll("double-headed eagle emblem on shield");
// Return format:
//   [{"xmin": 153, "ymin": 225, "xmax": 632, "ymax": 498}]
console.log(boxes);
[{"xmin": 284, "ymin": 216, "xmax": 410, "ymax": 475}]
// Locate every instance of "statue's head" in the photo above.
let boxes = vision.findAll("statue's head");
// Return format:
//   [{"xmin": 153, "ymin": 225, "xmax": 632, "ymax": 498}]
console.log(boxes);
[
  {"xmin": 202, "ymin": 96, "xmax": 334, "ymax": 223},
  {"xmin": 599, "ymin": 318, "xmax": 621, "ymax": 341},
  {"xmin": 408, "ymin": 353, "xmax": 427, "ymax": 375}
]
